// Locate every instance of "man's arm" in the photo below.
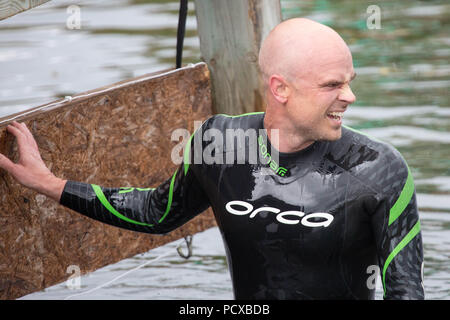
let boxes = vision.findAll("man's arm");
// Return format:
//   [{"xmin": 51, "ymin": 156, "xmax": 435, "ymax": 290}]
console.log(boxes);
[
  {"xmin": 370, "ymin": 150, "xmax": 425, "ymax": 299},
  {"xmin": 0, "ymin": 121, "xmax": 210, "ymax": 234},
  {"xmin": 58, "ymin": 163, "xmax": 210, "ymax": 234}
]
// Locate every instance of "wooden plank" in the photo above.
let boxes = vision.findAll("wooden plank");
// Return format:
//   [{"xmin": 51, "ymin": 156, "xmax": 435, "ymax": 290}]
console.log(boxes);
[
  {"xmin": 0, "ymin": 62, "xmax": 216, "ymax": 299},
  {"xmin": 194, "ymin": 0, "xmax": 282, "ymax": 115},
  {"xmin": 0, "ymin": 0, "xmax": 50, "ymax": 21}
]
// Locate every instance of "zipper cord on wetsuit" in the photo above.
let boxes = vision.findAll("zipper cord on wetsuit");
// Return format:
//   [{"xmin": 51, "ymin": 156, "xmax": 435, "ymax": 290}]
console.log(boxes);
[{"xmin": 176, "ymin": 0, "xmax": 188, "ymax": 69}]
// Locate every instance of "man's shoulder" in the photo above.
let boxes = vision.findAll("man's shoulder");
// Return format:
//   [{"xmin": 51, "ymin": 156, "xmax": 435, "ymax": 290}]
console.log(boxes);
[
  {"xmin": 327, "ymin": 126, "xmax": 410, "ymax": 191},
  {"xmin": 339, "ymin": 125, "xmax": 403, "ymax": 162},
  {"xmin": 204, "ymin": 112, "xmax": 265, "ymax": 131},
  {"xmin": 339, "ymin": 125, "xmax": 392, "ymax": 150}
]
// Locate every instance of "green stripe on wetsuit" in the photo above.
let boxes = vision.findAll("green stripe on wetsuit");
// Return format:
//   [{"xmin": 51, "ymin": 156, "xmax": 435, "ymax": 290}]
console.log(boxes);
[
  {"xmin": 91, "ymin": 172, "xmax": 178, "ymax": 227},
  {"xmin": 91, "ymin": 184, "xmax": 154, "ymax": 227},
  {"xmin": 388, "ymin": 168, "xmax": 415, "ymax": 226},
  {"xmin": 382, "ymin": 220, "xmax": 421, "ymax": 296},
  {"xmin": 159, "ymin": 169, "xmax": 178, "ymax": 223},
  {"xmin": 381, "ymin": 168, "xmax": 418, "ymax": 296}
]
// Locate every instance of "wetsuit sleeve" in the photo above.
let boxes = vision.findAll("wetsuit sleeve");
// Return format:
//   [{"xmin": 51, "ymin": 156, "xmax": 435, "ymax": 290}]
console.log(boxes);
[
  {"xmin": 59, "ymin": 127, "xmax": 210, "ymax": 234},
  {"xmin": 369, "ymin": 150, "xmax": 425, "ymax": 300}
]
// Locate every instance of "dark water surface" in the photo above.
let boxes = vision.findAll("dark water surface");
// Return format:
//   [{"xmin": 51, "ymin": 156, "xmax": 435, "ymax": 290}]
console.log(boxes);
[{"xmin": 1, "ymin": 0, "xmax": 448, "ymax": 299}]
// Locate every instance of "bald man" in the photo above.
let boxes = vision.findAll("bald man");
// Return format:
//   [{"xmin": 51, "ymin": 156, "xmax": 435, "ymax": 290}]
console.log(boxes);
[
  {"xmin": 260, "ymin": 18, "xmax": 356, "ymax": 150},
  {"xmin": 0, "ymin": 18, "xmax": 424, "ymax": 300}
]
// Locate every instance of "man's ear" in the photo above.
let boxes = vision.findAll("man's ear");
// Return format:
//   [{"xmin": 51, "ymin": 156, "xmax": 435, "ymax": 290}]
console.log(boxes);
[{"xmin": 269, "ymin": 75, "xmax": 291, "ymax": 104}]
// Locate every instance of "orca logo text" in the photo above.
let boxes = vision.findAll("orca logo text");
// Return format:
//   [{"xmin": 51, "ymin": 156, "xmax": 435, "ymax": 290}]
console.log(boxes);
[{"xmin": 225, "ymin": 200, "xmax": 334, "ymax": 228}]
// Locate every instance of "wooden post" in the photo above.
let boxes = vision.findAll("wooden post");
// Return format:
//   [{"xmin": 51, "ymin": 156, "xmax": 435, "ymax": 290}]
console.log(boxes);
[
  {"xmin": 194, "ymin": 0, "xmax": 282, "ymax": 115},
  {"xmin": 0, "ymin": 0, "xmax": 50, "ymax": 20}
]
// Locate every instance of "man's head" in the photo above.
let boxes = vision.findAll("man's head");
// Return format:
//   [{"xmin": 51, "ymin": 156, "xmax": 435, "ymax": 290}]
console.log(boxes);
[{"xmin": 259, "ymin": 18, "xmax": 356, "ymax": 144}]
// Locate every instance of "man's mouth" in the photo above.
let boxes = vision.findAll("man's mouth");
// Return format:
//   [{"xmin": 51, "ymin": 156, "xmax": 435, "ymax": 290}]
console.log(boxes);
[{"xmin": 327, "ymin": 112, "xmax": 344, "ymax": 122}]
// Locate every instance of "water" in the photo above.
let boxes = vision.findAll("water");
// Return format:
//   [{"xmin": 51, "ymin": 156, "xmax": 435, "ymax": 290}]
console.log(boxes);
[
  {"xmin": 0, "ymin": 0, "xmax": 200, "ymax": 117},
  {"xmin": 21, "ymin": 227, "xmax": 234, "ymax": 300},
  {"xmin": 1, "ymin": 0, "xmax": 449, "ymax": 299}
]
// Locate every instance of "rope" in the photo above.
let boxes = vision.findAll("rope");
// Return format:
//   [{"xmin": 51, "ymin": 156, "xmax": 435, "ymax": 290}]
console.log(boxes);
[
  {"xmin": 176, "ymin": 0, "xmax": 188, "ymax": 69},
  {"xmin": 64, "ymin": 238, "xmax": 187, "ymax": 300},
  {"xmin": 177, "ymin": 235, "xmax": 193, "ymax": 259}
]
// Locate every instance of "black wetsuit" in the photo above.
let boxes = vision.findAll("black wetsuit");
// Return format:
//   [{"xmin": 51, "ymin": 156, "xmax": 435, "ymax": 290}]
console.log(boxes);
[{"xmin": 60, "ymin": 112, "xmax": 425, "ymax": 300}]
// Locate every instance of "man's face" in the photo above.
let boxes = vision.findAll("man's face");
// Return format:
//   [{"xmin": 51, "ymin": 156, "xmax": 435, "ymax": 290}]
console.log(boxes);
[{"xmin": 285, "ymin": 49, "xmax": 356, "ymax": 142}]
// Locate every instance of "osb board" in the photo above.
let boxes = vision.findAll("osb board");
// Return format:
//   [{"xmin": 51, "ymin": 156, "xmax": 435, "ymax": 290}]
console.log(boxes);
[{"xmin": 0, "ymin": 62, "xmax": 216, "ymax": 299}]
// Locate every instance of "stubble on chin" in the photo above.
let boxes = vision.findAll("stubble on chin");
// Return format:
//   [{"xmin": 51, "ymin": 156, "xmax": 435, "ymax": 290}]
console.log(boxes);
[{"xmin": 315, "ymin": 127, "xmax": 343, "ymax": 142}]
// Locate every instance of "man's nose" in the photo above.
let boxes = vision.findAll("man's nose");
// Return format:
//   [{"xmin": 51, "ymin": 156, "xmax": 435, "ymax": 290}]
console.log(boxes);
[{"xmin": 339, "ymin": 84, "xmax": 356, "ymax": 104}]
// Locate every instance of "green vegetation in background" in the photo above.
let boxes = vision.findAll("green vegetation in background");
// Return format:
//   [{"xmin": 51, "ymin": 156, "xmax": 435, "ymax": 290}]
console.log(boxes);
[{"xmin": 281, "ymin": 0, "xmax": 450, "ymax": 108}]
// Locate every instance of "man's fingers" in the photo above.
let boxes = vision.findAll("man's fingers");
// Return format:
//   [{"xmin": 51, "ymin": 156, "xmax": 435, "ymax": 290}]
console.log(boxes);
[
  {"xmin": 6, "ymin": 122, "xmax": 39, "ymax": 161},
  {"xmin": 0, "ymin": 153, "xmax": 16, "ymax": 173},
  {"xmin": 7, "ymin": 123, "xmax": 29, "ymax": 148},
  {"xmin": 10, "ymin": 121, "xmax": 25, "ymax": 133},
  {"xmin": 6, "ymin": 123, "xmax": 27, "ymax": 142},
  {"xmin": 11, "ymin": 121, "xmax": 31, "ymax": 140},
  {"xmin": 12, "ymin": 121, "xmax": 38, "ymax": 149},
  {"xmin": 17, "ymin": 121, "xmax": 39, "ymax": 149}
]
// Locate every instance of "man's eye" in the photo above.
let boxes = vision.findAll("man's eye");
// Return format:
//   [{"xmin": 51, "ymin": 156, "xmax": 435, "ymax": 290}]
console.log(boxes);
[{"xmin": 327, "ymin": 82, "xmax": 341, "ymax": 87}]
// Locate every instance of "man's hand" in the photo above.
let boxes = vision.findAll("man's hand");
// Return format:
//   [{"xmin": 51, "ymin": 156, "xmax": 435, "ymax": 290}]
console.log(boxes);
[{"xmin": 0, "ymin": 121, "xmax": 66, "ymax": 202}]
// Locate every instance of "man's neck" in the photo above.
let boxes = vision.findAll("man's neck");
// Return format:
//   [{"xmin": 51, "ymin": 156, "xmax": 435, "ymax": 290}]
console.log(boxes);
[{"xmin": 263, "ymin": 108, "xmax": 315, "ymax": 153}]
